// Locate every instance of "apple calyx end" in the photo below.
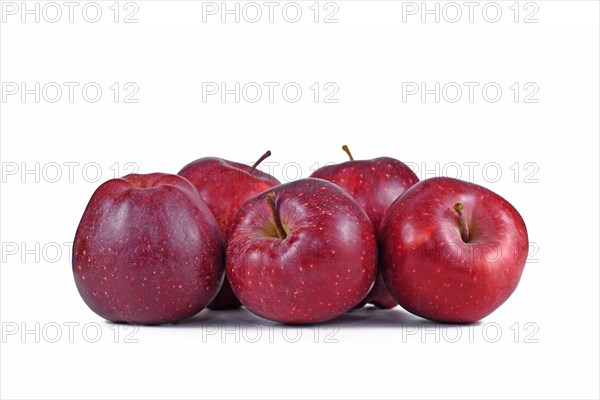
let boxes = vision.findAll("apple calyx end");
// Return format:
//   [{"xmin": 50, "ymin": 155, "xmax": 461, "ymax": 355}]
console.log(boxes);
[
  {"xmin": 266, "ymin": 192, "xmax": 288, "ymax": 240},
  {"xmin": 341, "ymin": 145, "xmax": 354, "ymax": 161},
  {"xmin": 453, "ymin": 202, "xmax": 471, "ymax": 243},
  {"xmin": 249, "ymin": 150, "xmax": 272, "ymax": 174}
]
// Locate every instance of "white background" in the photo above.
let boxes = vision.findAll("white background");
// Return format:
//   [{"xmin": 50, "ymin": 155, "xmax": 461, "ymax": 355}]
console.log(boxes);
[{"xmin": 1, "ymin": 1, "xmax": 599, "ymax": 398}]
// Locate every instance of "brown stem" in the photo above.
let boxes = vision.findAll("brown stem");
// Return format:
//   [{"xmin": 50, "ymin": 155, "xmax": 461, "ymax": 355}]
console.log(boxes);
[
  {"xmin": 249, "ymin": 150, "xmax": 272, "ymax": 174},
  {"xmin": 453, "ymin": 202, "xmax": 471, "ymax": 243},
  {"xmin": 266, "ymin": 192, "xmax": 287, "ymax": 240},
  {"xmin": 341, "ymin": 145, "xmax": 354, "ymax": 161}
]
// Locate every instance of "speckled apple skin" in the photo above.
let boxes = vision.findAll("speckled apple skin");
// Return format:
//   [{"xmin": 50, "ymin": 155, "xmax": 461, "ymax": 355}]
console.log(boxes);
[
  {"xmin": 179, "ymin": 157, "xmax": 280, "ymax": 310},
  {"xmin": 226, "ymin": 178, "xmax": 377, "ymax": 324},
  {"xmin": 72, "ymin": 173, "xmax": 225, "ymax": 325},
  {"xmin": 379, "ymin": 177, "xmax": 529, "ymax": 323},
  {"xmin": 311, "ymin": 157, "xmax": 419, "ymax": 309}
]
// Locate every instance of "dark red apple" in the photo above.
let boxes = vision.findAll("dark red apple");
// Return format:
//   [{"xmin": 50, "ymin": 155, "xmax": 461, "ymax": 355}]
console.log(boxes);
[
  {"xmin": 310, "ymin": 145, "xmax": 419, "ymax": 309},
  {"xmin": 179, "ymin": 151, "xmax": 280, "ymax": 310},
  {"xmin": 379, "ymin": 177, "xmax": 529, "ymax": 323},
  {"xmin": 226, "ymin": 178, "xmax": 377, "ymax": 324},
  {"xmin": 72, "ymin": 173, "xmax": 224, "ymax": 325}
]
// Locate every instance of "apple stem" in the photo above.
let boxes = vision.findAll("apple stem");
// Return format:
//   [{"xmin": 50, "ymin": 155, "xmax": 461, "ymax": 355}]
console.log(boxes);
[
  {"xmin": 266, "ymin": 192, "xmax": 287, "ymax": 240},
  {"xmin": 453, "ymin": 202, "xmax": 471, "ymax": 243},
  {"xmin": 249, "ymin": 150, "xmax": 272, "ymax": 174},
  {"xmin": 341, "ymin": 145, "xmax": 354, "ymax": 161}
]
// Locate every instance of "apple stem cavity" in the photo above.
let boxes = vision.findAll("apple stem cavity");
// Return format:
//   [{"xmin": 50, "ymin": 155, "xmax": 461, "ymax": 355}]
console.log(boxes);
[
  {"xmin": 341, "ymin": 145, "xmax": 354, "ymax": 161},
  {"xmin": 453, "ymin": 202, "xmax": 471, "ymax": 243},
  {"xmin": 249, "ymin": 150, "xmax": 272, "ymax": 174},
  {"xmin": 266, "ymin": 192, "xmax": 287, "ymax": 240}
]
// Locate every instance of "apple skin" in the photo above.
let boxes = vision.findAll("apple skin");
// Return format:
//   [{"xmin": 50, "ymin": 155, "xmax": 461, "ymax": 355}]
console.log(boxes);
[
  {"xmin": 379, "ymin": 177, "xmax": 529, "ymax": 323},
  {"xmin": 72, "ymin": 173, "xmax": 224, "ymax": 325},
  {"xmin": 311, "ymin": 155, "xmax": 419, "ymax": 309},
  {"xmin": 179, "ymin": 156, "xmax": 280, "ymax": 310},
  {"xmin": 361, "ymin": 276, "xmax": 398, "ymax": 309},
  {"xmin": 226, "ymin": 178, "xmax": 377, "ymax": 324}
]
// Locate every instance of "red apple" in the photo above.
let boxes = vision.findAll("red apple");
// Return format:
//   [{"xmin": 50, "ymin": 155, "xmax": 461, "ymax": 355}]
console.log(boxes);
[
  {"xmin": 226, "ymin": 178, "xmax": 377, "ymax": 324},
  {"xmin": 72, "ymin": 173, "xmax": 224, "ymax": 325},
  {"xmin": 310, "ymin": 145, "xmax": 419, "ymax": 309},
  {"xmin": 379, "ymin": 177, "xmax": 529, "ymax": 323},
  {"xmin": 179, "ymin": 151, "xmax": 280, "ymax": 310}
]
